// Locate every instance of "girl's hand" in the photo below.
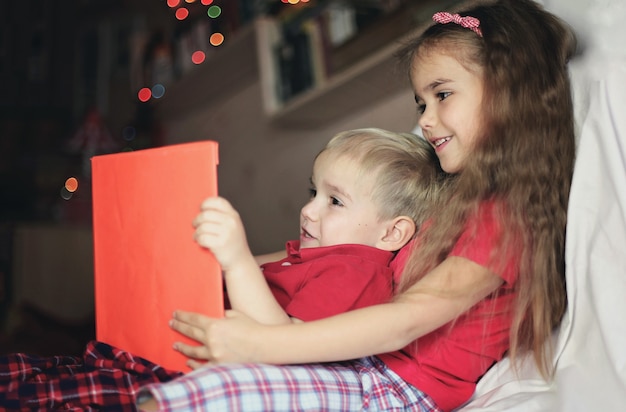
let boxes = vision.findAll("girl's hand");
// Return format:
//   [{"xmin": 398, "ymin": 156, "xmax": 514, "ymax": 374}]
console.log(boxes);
[
  {"xmin": 192, "ymin": 196, "xmax": 251, "ymax": 271},
  {"xmin": 171, "ymin": 310, "xmax": 263, "ymax": 368}
]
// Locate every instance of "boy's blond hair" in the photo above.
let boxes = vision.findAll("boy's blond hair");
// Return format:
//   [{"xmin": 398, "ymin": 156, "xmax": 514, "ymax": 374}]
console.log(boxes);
[{"xmin": 319, "ymin": 128, "xmax": 442, "ymax": 229}]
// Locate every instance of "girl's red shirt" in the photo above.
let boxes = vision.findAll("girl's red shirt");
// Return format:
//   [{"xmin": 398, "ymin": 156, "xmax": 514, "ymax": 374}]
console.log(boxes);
[{"xmin": 381, "ymin": 201, "xmax": 519, "ymax": 412}]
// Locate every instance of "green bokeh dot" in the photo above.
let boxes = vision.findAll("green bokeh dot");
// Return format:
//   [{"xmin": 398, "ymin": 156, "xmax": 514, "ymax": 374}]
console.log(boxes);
[{"xmin": 207, "ymin": 5, "xmax": 221, "ymax": 18}]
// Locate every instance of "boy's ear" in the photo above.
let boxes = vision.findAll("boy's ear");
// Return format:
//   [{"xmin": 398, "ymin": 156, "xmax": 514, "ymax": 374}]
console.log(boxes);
[{"xmin": 377, "ymin": 216, "xmax": 416, "ymax": 252}]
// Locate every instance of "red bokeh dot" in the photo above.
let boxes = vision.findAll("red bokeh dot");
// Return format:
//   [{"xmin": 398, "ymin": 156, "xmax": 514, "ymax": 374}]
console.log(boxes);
[
  {"xmin": 191, "ymin": 51, "xmax": 206, "ymax": 64},
  {"xmin": 138, "ymin": 87, "xmax": 152, "ymax": 102},
  {"xmin": 175, "ymin": 7, "xmax": 189, "ymax": 20}
]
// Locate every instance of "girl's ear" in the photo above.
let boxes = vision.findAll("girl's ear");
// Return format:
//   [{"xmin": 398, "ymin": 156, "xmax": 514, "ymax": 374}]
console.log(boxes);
[{"xmin": 377, "ymin": 216, "xmax": 416, "ymax": 252}]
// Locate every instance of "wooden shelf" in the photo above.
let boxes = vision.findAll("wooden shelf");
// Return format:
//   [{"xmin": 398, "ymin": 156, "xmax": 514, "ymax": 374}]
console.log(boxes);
[
  {"xmin": 156, "ymin": 0, "xmax": 476, "ymax": 128},
  {"xmin": 268, "ymin": 39, "xmax": 409, "ymax": 128},
  {"xmin": 266, "ymin": 0, "xmax": 474, "ymax": 128},
  {"xmin": 155, "ymin": 24, "xmax": 258, "ymax": 120}
]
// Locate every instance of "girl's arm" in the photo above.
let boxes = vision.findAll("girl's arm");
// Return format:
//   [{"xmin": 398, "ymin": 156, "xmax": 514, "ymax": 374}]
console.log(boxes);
[
  {"xmin": 194, "ymin": 197, "xmax": 292, "ymax": 325},
  {"xmin": 172, "ymin": 256, "xmax": 503, "ymax": 365}
]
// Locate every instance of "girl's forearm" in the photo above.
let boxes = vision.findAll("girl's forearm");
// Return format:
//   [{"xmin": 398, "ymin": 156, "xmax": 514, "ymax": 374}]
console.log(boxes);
[
  {"xmin": 248, "ymin": 300, "xmax": 432, "ymax": 364},
  {"xmin": 241, "ymin": 257, "xmax": 504, "ymax": 364}
]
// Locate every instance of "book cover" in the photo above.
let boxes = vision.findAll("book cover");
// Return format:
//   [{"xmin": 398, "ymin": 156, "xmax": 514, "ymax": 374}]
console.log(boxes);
[{"xmin": 91, "ymin": 141, "xmax": 223, "ymax": 372}]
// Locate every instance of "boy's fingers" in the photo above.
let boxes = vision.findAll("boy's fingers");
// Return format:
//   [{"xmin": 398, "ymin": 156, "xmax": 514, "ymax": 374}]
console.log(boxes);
[
  {"xmin": 193, "ymin": 210, "xmax": 223, "ymax": 228},
  {"xmin": 200, "ymin": 196, "xmax": 232, "ymax": 212},
  {"xmin": 199, "ymin": 196, "xmax": 221, "ymax": 209}
]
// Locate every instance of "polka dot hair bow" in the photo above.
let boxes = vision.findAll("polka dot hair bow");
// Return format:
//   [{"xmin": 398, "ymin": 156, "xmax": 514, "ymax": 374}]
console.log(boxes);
[{"xmin": 432, "ymin": 11, "xmax": 483, "ymax": 37}]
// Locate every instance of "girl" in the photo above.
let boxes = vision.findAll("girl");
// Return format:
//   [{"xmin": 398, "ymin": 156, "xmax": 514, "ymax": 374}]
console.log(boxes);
[{"xmin": 138, "ymin": 1, "xmax": 576, "ymax": 410}]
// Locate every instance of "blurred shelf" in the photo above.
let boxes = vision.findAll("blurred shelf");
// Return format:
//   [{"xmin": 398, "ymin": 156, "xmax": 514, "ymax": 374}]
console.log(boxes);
[
  {"xmin": 267, "ymin": 32, "xmax": 411, "ymax": 128},
  {"xmin": 157, "ymin": 0, "xmax": 476, "ymax": 129},
  {"xmin": 155, "ymin": 24, "xmax": 258, "ymax": 120},
  {"xmin": 261, "ymin": 0, "xmax": 472, "ymax": 128}
]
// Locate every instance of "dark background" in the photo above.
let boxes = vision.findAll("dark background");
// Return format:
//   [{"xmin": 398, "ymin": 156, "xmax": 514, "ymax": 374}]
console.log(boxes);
[
  {"xmin": 0, "ymin": 0, "xmax": 256, "ymax": 356},
  {"xmin": 0, "ymin": 0, "xmax": 413, "ymax": 356}
]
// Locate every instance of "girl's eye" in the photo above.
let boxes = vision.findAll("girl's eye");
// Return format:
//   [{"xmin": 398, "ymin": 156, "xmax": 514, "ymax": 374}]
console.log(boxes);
[
  {"xmin": 437, "ymin": 91, "xmax": 451, "ymax": 101},
  {"xmin": 308, "ymin": 187, "xmax": 317, "ymax": 198},
  {"xmin": 414, "ymin": 95, "xmax": 426, "ymax": 115},
  {"xmin": 330, "ymin": 196, "xmax": 343, "ymax": 207}
]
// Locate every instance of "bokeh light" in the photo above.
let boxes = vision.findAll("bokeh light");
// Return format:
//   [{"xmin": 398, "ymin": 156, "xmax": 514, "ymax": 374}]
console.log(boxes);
[
  {"xmin": 122, "ymin": 126, "xmax": 136, "ymax": 141},
  {"xmin": 207, "ymin": 5, "xmax": 221, "ymax": 18},
  {"xmin": 65, "ymin": 177, "xmax": 79, "ymax": 193},
  {"xmin": 209, "ymin": 33, "xmax": 224, "ymax": 46},
  {"xmin": 175, "ymin": 7, "xmax": 189, "ymax": 20},
  {"xmin": 201, "ymin": 0, "xmax": 213, "ymax": 5},
  {"xmin": 167, "ymin": 0, "xmax": 180, "ymax": 7},
  {"xmin": 60, "ymin": 186, "xmax": 73, "ymax": 200},
  {"xmin": 152, "ymin": 83, "xmax": 166, "ymax": 98},
  {"xmin": 138, "ymin": 87, "xmax": 152, "ymax": 102},
  {"xmin": 185, "ymin": 0, "xmax": 196, "ymax": 3},
  {"xmin": 191, "ymin": 50, "xmax": 206, "ymax": 64}
]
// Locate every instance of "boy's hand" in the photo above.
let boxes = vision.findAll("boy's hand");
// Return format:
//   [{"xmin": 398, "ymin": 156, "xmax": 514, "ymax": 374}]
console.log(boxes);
[{"xmin": 193, "ymin": 196, "xmax": 251, "ymax": 271}]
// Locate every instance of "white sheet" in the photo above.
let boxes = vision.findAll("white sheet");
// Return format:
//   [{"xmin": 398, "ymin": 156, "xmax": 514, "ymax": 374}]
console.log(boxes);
[{"xmin": 459, "ymin": 1, "xmax": 626, "ymax": 410}]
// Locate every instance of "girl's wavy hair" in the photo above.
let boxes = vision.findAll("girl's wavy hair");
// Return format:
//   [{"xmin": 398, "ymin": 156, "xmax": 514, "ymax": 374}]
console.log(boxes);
[
  {"xmin": 396, "ymin": 0, "xmax": 577, "ymax": 378},
  {"xmin": 320, "ymin": 128, "xmax": 444, "ymax": 228}
]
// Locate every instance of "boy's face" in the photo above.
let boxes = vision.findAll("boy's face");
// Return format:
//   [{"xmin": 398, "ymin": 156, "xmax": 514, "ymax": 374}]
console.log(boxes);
[{"xmin": 300, "ymin": 152, "xmax": 390, "ymax": 249}]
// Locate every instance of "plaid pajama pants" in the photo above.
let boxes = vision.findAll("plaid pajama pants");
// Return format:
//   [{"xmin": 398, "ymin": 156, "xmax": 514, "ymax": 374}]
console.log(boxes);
[
  {"xmin": 0, "ymin": 341, "xmax": 182, "ymax": 411},
  {"xmin": 138, "ymin": 356, "xmax": 441, "ymax": 411}
]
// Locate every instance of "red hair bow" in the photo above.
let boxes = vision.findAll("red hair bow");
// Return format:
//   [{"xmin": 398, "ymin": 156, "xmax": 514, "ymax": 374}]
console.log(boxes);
[{"xmin": 432, "ymin": 12, "xmax": 483, "ymax": 37}]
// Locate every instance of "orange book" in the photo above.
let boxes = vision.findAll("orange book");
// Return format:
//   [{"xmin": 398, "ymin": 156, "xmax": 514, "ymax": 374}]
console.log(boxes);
[{"xmin": 91, "ymin": 141, "xmax": 223, "ymax": 372}]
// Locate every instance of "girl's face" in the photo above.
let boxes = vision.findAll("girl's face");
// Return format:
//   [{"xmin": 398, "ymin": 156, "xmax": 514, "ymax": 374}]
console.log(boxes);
[
  {"xmin": 410, "ymin": 49, "xmax": 484, "ymax": 174},
  {"xmin": 300, "ymin": 152, "xmax": 390, "ymax": 249}
]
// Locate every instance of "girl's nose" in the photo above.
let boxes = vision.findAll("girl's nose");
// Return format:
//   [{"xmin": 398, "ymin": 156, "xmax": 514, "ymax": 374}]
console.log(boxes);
[{"xmin": 418, "ymin": 107, "xmax": 436, "ymax": 131}]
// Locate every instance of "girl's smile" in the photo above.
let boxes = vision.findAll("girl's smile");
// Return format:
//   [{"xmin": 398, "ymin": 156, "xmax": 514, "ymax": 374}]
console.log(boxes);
[
  {"xmin": 431, "ymin": 136, "xmax": 452, "ymax": 150},
  {"xmin": 411, "ymin": 50, "xmax": 484, "ymax": 173}
]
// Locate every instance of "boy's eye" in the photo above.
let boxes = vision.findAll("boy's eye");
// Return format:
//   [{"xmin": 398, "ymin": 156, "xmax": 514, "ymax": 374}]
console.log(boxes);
[
  {"xmin": 308, "ymin": 187, "xmax": 317, "ymax": 198},
  {"xmin": 330, "ymin": 196, "xmax": 343, "ymax": 206}
]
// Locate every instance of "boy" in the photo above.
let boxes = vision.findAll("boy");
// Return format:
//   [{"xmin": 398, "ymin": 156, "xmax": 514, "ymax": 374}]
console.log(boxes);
[{"xmin": 192, "ymin": 128, "xmax": 442, "ymax": 327}]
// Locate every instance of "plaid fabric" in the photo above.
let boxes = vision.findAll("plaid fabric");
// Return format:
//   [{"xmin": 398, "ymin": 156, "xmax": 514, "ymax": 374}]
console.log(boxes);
[
  {"xmin": 139, "ymin": 356, "xmax": 442, "ymax": 411},
  {"xmin": 0, "ymin": 340, "xmax": 182, "ymax": 411}
]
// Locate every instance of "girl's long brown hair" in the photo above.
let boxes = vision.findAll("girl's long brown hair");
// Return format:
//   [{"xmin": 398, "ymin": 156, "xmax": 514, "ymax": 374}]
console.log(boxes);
[{"xmin": 397, "ymin": 0, "xmax": 577, "ymax": 378}]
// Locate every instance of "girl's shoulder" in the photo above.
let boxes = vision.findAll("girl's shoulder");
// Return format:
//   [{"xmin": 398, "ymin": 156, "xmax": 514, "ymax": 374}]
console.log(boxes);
[{"xmin": 452, "ymin": 199, "xmax": 519, "ymax": 284}]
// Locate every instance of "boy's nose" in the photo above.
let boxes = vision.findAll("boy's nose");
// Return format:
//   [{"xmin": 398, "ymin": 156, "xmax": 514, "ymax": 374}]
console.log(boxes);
[{"xmin": 301, "ymin": 200, "xmax": 318, "ymax": 221}]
